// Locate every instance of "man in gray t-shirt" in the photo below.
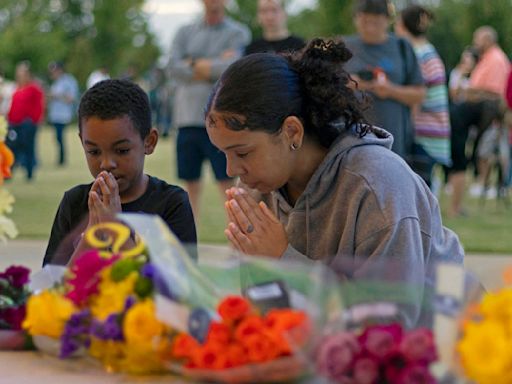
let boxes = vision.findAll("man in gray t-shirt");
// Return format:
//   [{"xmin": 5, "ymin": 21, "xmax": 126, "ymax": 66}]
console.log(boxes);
[
  {"xmin": 344, "ymin": 0, "xmax": 425, "ymax": 159},
  {"xmin": 169, "ymin": 0, "xmax": 250, "ymax": 221}
]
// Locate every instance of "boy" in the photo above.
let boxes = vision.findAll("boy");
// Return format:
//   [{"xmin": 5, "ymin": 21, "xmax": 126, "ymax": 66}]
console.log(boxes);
[{"xmin": 43, "ymin": 79, "xmax": 196, "ymax": 265}]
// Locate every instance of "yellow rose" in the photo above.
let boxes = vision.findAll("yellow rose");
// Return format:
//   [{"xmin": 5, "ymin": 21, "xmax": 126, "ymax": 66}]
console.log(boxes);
[
  {"xmin": 22, "ymin": 290, "xmax": 77, "ymax": 338},
  {"xmin": 480, "ymin": 289, "xmax": 512, "ymax": 322},
  {"xmin": 123, "ymin": 300, "xmax": 164, "ymax": 345},
  {"xmin": 120, "ymin": 341, "xmax": 167, "ymax": 374},
  {"xmin": 89, "ymin": 338, "xmax": 125, "ymax": 373},
  {"xmin": 90, "ymin": 269, "xmax": 137, "ymax": 321},
  {"xmin": 458, "ymin": 320, "xmax": 512, "ymax": 384}
]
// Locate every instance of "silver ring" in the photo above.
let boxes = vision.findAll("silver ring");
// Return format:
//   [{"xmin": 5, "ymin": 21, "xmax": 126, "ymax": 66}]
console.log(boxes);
[{"xmin": 246, "ymin": 224, "xmax": 254, "ymax": 234}]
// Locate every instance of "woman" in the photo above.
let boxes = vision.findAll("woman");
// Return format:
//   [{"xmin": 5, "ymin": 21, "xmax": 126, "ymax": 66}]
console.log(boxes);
[
  {"xmin": 205, "ymin": 38, "xmax": 464, "ymax": 326},
  {"xmin": 395, "ymin": 5, "xmax": 451, "ymax": 186},
  {"xmin": 6, "ymin": 61, "xmax": 44, "ymax": 181}
]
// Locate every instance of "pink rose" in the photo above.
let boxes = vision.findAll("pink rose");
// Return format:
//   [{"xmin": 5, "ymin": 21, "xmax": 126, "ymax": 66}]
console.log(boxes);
[
  {"xmin": 400, "ymin": 328, "xmax": 437, "ymax": 365},
  {"xmin": 316, "ymin": 332, "xmax": 361, "ymax": 382},
  {"xmin": 358, "ymin": 323, "xmax": 403, "ymax": 360},
  {"xmin": 352, "ymin": 356, "xmax": 379, "ymax": 384}
]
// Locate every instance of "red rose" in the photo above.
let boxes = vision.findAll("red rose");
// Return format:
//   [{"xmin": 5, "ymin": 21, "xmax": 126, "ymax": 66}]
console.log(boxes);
[
  {"xmin": 396, "ymin": 363, "xmax": 436, "ymax": 384},
  {"xmin": 353, "ymin": 356, "xmax": 380, "ymax": 384},
  {"xmin": 400, "ymin": 328, "xmax": 437, "ymax": 365}
]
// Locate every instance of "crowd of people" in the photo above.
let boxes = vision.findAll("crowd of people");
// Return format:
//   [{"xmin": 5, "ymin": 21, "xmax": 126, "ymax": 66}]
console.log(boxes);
[
  {"xmin": 3, "ymin": 0, "xmax": 509, "ymax": 220},
  {"xmin": 6, "ymin": 0, "xmax": 508, "ymax": 325},
  {"xmin": 1, "ymin": 0, "xmax": 512, "ymax": 259}
]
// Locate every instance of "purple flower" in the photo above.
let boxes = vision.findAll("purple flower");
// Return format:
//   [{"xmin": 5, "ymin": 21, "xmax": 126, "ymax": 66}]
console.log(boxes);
[
  {"xmin": 396, "ymin": 363, "xmax": 437, "ymax": 384},
  {"xmin": 59, "ymin": 310, "xmax": 91, "ymax": 358},
  {"xmin": 316, "ymin": 331, "xmax": 361, "ymax": 382},
  {"xmin": 0, "ymin": 306, "xmax": 26, "ymax": 330},
  {"xmin": 0, "ymin": 266, "xmax": 30, "ymax": 288},
  {"xmin": 143, "ymin": 263, "xmax": 175, "ymax": 300},
  {"xmin": 91, "ymin": 314, "xmax": 123, "ymax": 341},
  {"xmin": 141, "ymin": 263, "xmax": 156, "ymax": 279},
  {"xmin": 124, "ymin": 296, "xmax": 136, "ymax": 311},
  {"xmin": 400, "ymin": 328, "xmax": 437, "ymax": 365},
  {"xmin": 358, "ymin": 323, "xmax": 403, "ymax": 360}
]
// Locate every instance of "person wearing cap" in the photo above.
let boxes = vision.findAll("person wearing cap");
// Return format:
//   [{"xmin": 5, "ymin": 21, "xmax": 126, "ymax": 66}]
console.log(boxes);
[
  {"xmin": 344, "ymin": 0, "xmax": 426, "ymax": 160},
  {"xmin": 48, "ymin": 61, "xmax": 79, "ymax": 166}
]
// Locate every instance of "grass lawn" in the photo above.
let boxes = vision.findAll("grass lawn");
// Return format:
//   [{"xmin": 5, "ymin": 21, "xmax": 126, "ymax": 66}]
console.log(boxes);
[
  {"xmin": 6, "ymin": 125, "xmax": 227, "ymax": 245},
  {"xmin": 5, "ymin": 125, "xmax": 512, "ymax": 253}
]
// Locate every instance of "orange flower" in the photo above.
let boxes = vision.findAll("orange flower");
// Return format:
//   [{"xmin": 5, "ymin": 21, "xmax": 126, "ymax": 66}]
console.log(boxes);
[
  {"xmin": 265, "ymin": 309, "xmax": 307, "ymax": 332},
  {"xmin": 226, "ymin": 342, "xmax": 248, "ymax": 368},
  {"xmin": 206, "ymin": 321, "xmax": 231, "ymax": 345},
  {"xmin": 172, "ymin": 333, "xmax": 200, "ymax": 359},
  {"xmin": 243, "ymin": 334, "xmax": 280, "ymax": 363},
  {"xmin": 0, "ymin": 141, "xmax": 14, "ymax": 182},
  {"xmin": 265, "ymin": 309, "xmax": 310, "ymax": 349},
  {"xmin": 192, "ymin": 342, "xmax": 228, "ymax": 370},
  {"xmin": 217, "ymin": 295, "xmax": 251, "ymax": 323},
  {"xmin": 234, "ymin": 315, "xmax": 265, "ymax": 341}
]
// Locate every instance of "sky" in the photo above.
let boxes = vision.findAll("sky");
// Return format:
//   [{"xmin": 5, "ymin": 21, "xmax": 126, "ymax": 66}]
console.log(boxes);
[{"xmin": 143, "ymin": 0, "xmax": 316, "ymax": 58}]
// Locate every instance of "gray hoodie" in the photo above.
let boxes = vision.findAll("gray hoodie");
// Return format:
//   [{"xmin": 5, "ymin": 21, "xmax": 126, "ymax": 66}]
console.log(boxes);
[{"xmin": 248, "ymin": 126, "xmax": 464, "ymax": 326}]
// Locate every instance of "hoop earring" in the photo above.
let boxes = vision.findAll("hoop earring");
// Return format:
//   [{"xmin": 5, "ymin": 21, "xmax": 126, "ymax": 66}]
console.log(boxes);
[{"xmin": 290, "ymin": 143, "xmax": 299, "ymax": 151}]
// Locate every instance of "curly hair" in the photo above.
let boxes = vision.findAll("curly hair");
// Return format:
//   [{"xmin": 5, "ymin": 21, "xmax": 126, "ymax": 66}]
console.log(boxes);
[
  {"xmin": 78, "ymin": 79, "xmax": 151, "ymax": 139},
  {"xmin": 205, "ymin": 38, "xmax": 370, "ymax": 148}
]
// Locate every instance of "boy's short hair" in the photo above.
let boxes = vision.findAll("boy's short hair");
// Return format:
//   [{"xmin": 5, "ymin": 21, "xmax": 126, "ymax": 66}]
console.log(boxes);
[{"xmin": 78, "ymin": 79, "xmax": 151, "ymax": 139}]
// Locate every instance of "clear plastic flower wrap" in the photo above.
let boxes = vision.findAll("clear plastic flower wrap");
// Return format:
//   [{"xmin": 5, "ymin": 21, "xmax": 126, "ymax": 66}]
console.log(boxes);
[
  {"xmin": 26, "ymin": 213, "xmax": 344, "ymax": 381},
  {"xmin": 455, "ymin": 266, "xmax": 512, "ymax": 384},
  {"xmin": 308, "ymin": 255, "xmax": 482, "ymax": 384},
  {"xmin": 120, "ymin": 213, "xmax": 345, "ymax": 383}
]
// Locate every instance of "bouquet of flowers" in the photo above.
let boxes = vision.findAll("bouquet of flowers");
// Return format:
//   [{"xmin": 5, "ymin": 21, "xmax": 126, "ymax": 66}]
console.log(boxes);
[
  {"xmin": 121, "ymin": 213, "xmax": 344, "ymax": 382},
  {"xmin": 23, "ymin": 222, "xmax": 172, "ymax": 374},
  {"xmin": 456, "ymin": 267, "xmax": 512, "ymax": 384},
  {"xmin": 0, "ymin": 115, "xmax": 18, "ymax": 242},
  {"xmin": 25, "ymin": 214, "xmax": 343, "ymax": 381},
  {"xmin": 315, "ymin": 323, "xmax": 438, "ymax": 384},
  {"xmin": 0, "ymin": 265, "xmax": 31, "ymax": 349}
]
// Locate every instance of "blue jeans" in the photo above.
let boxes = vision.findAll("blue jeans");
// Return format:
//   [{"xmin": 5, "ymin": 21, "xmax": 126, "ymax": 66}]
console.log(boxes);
[
  {"xmin": 6, "ymin": 119, "xmax": 38, "ymax": 180},
  {"xmin": 52, "ymin": 122, "xmax": 67, "ymax": 165}
]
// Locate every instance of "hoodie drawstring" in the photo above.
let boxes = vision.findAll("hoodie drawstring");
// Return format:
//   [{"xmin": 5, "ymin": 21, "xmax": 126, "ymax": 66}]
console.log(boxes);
[{"xmin": 306, "ymin": 195, "xmax": 310, "ymax": 257}]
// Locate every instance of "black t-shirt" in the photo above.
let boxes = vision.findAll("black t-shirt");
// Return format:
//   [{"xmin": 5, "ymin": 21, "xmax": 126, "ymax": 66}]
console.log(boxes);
[
  {"xmin": 43, "ymin": 176, "xmax": 197, "ymax": 266},
  {"xmin": 245, "ymin": 35, "xmax": 305, "ymax": 55}
]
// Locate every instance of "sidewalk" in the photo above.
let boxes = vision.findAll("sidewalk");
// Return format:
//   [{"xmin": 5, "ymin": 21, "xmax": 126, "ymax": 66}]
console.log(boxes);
[{"xmin": 1, "ymin": 239, "xmax": 510, "ymax": 292}]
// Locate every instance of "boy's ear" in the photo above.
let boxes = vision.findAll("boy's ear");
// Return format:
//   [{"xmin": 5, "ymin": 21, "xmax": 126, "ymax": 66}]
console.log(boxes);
[{"xmin": 144, "ymin": 128, "xmax": 159, "ymax": 155}]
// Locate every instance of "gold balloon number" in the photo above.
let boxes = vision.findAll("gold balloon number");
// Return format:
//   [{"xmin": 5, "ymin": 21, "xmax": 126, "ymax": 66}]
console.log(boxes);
[{"xmin": 85, "ymin": 222, "xmax": 145, "ymax": 258}]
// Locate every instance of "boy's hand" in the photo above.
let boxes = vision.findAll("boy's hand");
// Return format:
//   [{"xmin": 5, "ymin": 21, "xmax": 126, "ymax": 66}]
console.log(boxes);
[
  {"xmin": 224, "ymin": 188, "xmax": 288, "ymax": 258},
  {"xmin": 88, "ymin": 171, "xmax": 122, "ymax": 226}
]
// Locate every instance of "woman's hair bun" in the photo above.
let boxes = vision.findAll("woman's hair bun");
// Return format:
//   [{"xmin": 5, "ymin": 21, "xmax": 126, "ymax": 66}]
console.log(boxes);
[{"xmin": 301, "ymin": 38, "xmax": 353, "ymax": 64}]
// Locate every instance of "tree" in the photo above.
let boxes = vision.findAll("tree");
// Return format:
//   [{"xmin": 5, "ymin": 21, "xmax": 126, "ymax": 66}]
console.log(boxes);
[{"xmin": 0, "ymin": 0, "xmax": 160, "ymax": 88}]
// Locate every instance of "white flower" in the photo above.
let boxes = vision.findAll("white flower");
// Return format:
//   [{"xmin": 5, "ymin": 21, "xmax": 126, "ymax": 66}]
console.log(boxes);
[
  {"xmin": 0, "ymin": 188, "xmax": 15, "ymax": 215},
  {"xmin": 0, "ymin": 215, "xmax": 18, "ymax": 242}
]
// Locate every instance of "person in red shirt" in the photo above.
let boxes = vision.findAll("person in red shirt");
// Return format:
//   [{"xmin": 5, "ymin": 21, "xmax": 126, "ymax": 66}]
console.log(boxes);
[{"xmin": 6, "ymin": 61, "xmax": 44, "ymax": 180}]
